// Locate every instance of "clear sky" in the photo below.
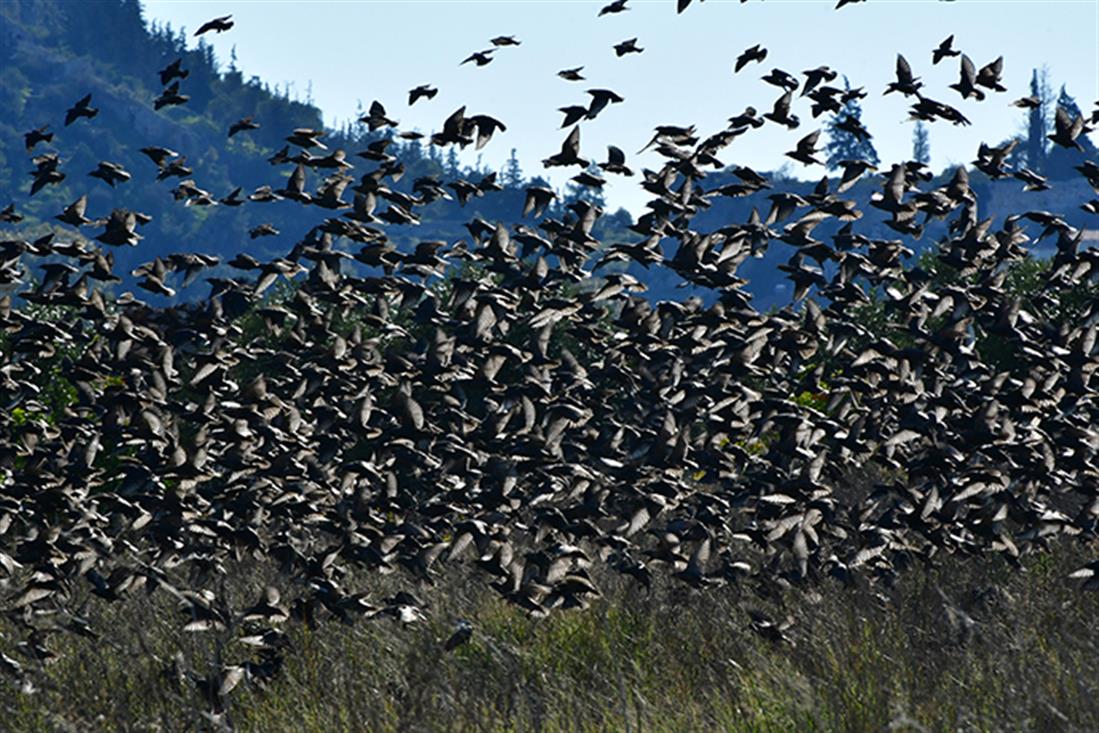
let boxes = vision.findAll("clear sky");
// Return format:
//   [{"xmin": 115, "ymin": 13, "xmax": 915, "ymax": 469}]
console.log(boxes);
[{"xmin": 143, "ymin": 0, "xmax": 1099, "ymax": 214}]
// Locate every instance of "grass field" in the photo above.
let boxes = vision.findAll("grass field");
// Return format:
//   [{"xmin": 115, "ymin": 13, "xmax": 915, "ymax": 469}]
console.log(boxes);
[{"xmin": 3, "ymin": 540, "xmax": 1097, "ymax": 732}]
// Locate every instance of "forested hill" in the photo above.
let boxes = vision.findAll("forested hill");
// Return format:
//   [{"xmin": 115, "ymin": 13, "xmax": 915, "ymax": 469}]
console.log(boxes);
[
  {"xmin": 0, "ymin": 0, "xmax": 1094, "ymax": 308},
  {"xmin": 0, "ymin": 0, "xmax": 632, "ymax": 290}
]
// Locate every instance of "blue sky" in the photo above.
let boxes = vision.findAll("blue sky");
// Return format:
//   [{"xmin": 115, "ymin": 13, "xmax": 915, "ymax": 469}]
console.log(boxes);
[{"xmin": 144, "ymin": 0, "xmax": 1099, "ymax": 214}]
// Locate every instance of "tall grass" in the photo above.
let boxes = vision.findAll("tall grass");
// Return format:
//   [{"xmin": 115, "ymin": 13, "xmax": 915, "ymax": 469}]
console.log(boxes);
[{"xmin": 2, "ymin": 541, "xmax": 1096, "ymax": 732}]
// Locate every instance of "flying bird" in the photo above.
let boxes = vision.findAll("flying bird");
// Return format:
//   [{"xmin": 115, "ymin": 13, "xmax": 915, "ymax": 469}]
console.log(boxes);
[
  {"xmin": 599, "ymin": 0, "xmax": 629, "ymax": 15},
  {"xmin": 194, "ymin": 15, "xmax": 233, "ymax": 36},
  {"xmin": 614, "ymin": 38, "xmax": 643, "ymax": 57},
  {"xmin": 228, "ymin": 116, "xmax": 260, "ymax": 137},
  {"xmin": 933, "ymin": 35, "xmax": 960, "ymax": 65},
  {"xmin": 64, "ymin": 94, "xmax": 97, "ymax": 126},
  {"xmin": 409, "ymin": 85, "xmax": 438, "ymax": 106},
  {"xmin": 735, "ymin": 45, "xmax": 767, "ymax": 74},
  {"xmin": 461, "ymin": 49, "xmax": 496, "ymax": 67}
]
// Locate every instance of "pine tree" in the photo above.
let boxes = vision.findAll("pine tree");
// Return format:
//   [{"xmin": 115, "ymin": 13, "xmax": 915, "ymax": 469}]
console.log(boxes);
[
  {"xmin": 444, "ymin": 147, "xmax": 460, "ymax": 178},
  {"xmin": 912, "ymin": 121, "xmax": 930, "ymax": 165},
  {"xmin": 824, "ymin": 77, "xmax": 879, "ymax": 171},
  {"xmin": 504, "ymin": 148, "xmax": 524, "ymax": 188},
  {"xmin": 1025, "ymin": 67, "xmax": 1052, "ymax": 173}
]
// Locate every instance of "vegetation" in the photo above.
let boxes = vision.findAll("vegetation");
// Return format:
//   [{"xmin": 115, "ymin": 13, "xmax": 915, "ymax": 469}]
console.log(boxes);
[{"xmin": 2, "ymin": 542, "xmax": 1097, "ymax": 732}]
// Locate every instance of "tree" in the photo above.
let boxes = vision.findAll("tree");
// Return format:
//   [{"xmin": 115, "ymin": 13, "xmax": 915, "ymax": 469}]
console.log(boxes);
[
  {"xmin": 503, "ymin": 148, "xmax": 524, "ymax": 188},
  {"xmin": 824, "ymin": 77, "xmax": 879, "ymax": 171},
  {"xmin": 444, "ymin": 147, "xmax": 460, "ymax": 178},
  {"xmin": 912, "ymin": 121, "xmax": 930, "ymax": 165},
  {"xmin": 1025, "ymin": 67, "xmax": 1052, "ymax": 173}
]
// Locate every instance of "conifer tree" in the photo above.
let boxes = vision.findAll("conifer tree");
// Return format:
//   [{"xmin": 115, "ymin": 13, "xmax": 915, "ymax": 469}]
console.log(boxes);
[
  {"xmin": 912, "ymin": 121, "xmax": 930, "ymax": 165},
  {"xmin": 824, "ymin": 77, "xmax": 879, "ymax": 171},
  {"xmin": 504, "ymin": 148, "xmax": 524, "ymax": 188},
  {"xmin": 1025, "ymin": 67, "xmax": 1052, "ymax": 173}
]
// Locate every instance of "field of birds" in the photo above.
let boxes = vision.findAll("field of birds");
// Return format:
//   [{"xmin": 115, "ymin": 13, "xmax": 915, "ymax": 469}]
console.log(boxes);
[{"xmin": 1, "ymin": 0, "xmax": 1099, "ymax": 730}]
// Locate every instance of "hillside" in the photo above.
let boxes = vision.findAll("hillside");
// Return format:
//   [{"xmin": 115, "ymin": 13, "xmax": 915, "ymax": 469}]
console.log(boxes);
[{"xmin": 0, "ymin": 0, "xmax": 632, "ymax": 290}]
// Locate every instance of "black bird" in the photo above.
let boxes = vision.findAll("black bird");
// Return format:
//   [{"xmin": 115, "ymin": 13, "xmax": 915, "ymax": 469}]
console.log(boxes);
[
  {"xmin": 586, "ymin": 88, "xmax": 625, "ymax": 120},
  {"xmin": 933, "ymin": 35, "xmax": 960, "ymax": 65},
  {"xmin": 359, "ymin": 101, "xmax": 398, "ymax": 131},
  {"xmin": 975, "ymin": 57, "xmax": 1007, "ymax": 93},
  {"xmin": 614, "ymin": 38, "xmax": 643, "ymax": 57},
  {"xmin": 785, "ymin": 130, "xmax": 823, "ymax": 166},
  {"xmin": 461, "ymin": 49, "xmax": 496, "ymax": 67},
  {"xmin": 1048, "ymin": 106, "xmax": 1086, "ymax": 150},
  {"xmin": 24, "ymin": 125, "xmax": 52, "ymax": 152},
  {"xmin": 89, "ymin": 161, "xmax": 132, "ymax": 187},
  {"xmin": 154, "ymin": 81, "xmax": 189, "ymax": 110},
  {"xmin": 885, "ymin": 55, "xmax": 922, "ymax": 97},
  {"xmin": 194, "ymin": 15, "xmax": 233, "ymax": 36},
  {"xmin": 0, "ymin": 204, "xmax": 21, "ymax": 223},
  {"xmin": 558, "ymin": 105, "xmax": 588, "ymax": 128},
  {"xmin": 444, "ymin": 620, "xmax": 473, "ymax": 651},
  {"xmin": 558, "ymin": 67, "xmax": 585, "ymax": 81},
  {"xmin": 29, "ymin": 153, "xmax": 65, "ymax": 195},
  {"xmin": 228, "ymin": 116, "xmax": 260, "ymax": 137},
  {"xmin": 949, "ymin": 55, "xmax": 984, "ymax": 101},
  {"xmin": 599, "ymin": 145, "xmax": 634, "ymax": 176},
  {"xmin": 599, "ymin": 0, "xmax": 629, "ymax": 15},
  {"xmin": 159, "ymin": 58, "xmax": 189, "ymax": 85},
  {"xmin": 64, "ymin": 94, "xmax": 98, "ymax": 126},
  {"xmin": 543, "ymin": 126, "xmax": 589, "ymax": 168},
  {"xmin": 490, "ymin": 36, "xmax": 520, "ymax": 47},
  {"xmin": 735, "ymin": 45, "xmax": 767, "ymax": 73},
  {"xmin": 409, "ymin": 85, "xmax": 438, "ymax": 106}
]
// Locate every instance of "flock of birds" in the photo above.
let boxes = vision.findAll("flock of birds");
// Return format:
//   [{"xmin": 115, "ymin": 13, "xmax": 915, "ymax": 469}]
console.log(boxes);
[{"xmin": 1, "ymin": 0, "xmax": 1099, "ymax": 719}]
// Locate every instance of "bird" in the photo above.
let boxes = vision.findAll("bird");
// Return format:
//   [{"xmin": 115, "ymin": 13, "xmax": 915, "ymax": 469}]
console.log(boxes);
[
  {"xmin": 543, "ymin": 126, "xmax": 589, "ymax": 168},
  {"xmin": 194, "ymin": 15, "xmax": 233, "ymax": 36},
  {"xmin": 558, "ymin": 67, "xmax": 586, "ymax": 81},
  {"xmin": 933, "ymin": 35, "xmax": 961, "ymax": 65},
  {"xmin": 64, "ymin": 94, "xmax": 98, "ymax": 125},
  {"xmin": 154, "ymin": 81, "xmax": 189, "ymax": 110},
  {"xmin": 599, "ymin": 0, "xmax": 629, "ymax": 16},
  {"xmin": 885, "ymin": 55, "xmax": 923, "ymax": 97},
  {"xmin": 586, "ymin": 88, "xmax": 625, "ymax": 120},
  {"xmin": 735, "ymin": 45, "xmax": 767, "ymax": 73},
  {"xmin": 88, "ymin": 161, "xmax": 132, "ymax": 187},
  {"xmin": 949, "ymin": 55, "xmax": 985, "ymax": 101},
  {"xmin": 359, "ymin": 101, "xmax": 398, "ymax": 131},
  {"xmin": 286, "ymin": 128, "xmax": 327, "ymax": 150},
  {"xmin": 158, "ymin": 58, "xmax": 188, "ymax": 85},
  {"xmin": 975, "ymin": 57, "xmax": 1007, "ymax": 93},
  {"xmin": 444, "ymin": 620, "xmax": 473, "ymax": 651},
  {"xmin": 23, "ymin": 125, "xmax": 52, "ymax": 151},
  {"xmin": 599, "ymin": 145, "xmax": 634, "ymax": 176},
  {"xmin": 408, "ymin": 85, "xmax": 438, "ymax": 106},
  {"xmin": 228, "ymin": 116, "xmax": 260, "ymax": 137},
  {"xmin": 490, "ymin": 36, "xmax": 520, "ymax": 47},
  {"xmin": 1048, "ymin": 106, "xmax": 1086, "ymax": 150},
  {"xmin": 785, "ymin": 130, "xmax": 823, "ymax": 166},
  {"xmin": 614, "ymin": 38, "xmax": 643, "ymax": 57},
  {"xmin": 461, "ymin": 49, "xmax": 495, "ymax": 67}
]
